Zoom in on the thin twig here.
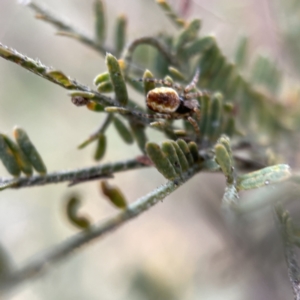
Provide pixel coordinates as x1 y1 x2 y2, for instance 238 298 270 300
0 158 147 191
78 114 114 149
0 163 202 292
0 43 183 139
0 42 114 105
24 1 114 55
122 36 178 73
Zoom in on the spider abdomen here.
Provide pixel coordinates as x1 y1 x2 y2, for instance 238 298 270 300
146 87 180 113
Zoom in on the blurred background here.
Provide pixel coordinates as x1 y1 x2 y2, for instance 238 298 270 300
0 0 298 299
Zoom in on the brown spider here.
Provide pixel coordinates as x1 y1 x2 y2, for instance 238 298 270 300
136 69 206 135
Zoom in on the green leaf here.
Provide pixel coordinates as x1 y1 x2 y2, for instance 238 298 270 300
94 72 110 85
2 135 32 176
113 117 134 144
66 196 91 230
68 91 95 99
207 93 222 141
101 181 127 209
156 0 186 28
13 127 47 175
46 70 74 88
142 69 156 95
176 139 193 167
214 143 233 183
86 101 105 112
0 134 21 177
237 164 291 191
94 0 106 44
174 19 201 53
97 81 113 93
188 142 200 163
94 134 106 161
181 36 215 58
131 122 148 153
169 141 189 172
146 142 177 180
168 66 185 81
105 53 128 106
161 141 181 175
115 15 127 56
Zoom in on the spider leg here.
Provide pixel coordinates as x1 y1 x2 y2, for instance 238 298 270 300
193 107 201 120
187 116 200 136
183 90 209 100
136 78 183 91
184 68 200 94
133 111 176 120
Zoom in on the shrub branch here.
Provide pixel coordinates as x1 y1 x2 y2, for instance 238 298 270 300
24 0 114 55
0 158 147 190
1 163 202 292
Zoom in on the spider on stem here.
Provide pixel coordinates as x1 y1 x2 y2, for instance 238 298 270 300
137 69 207 135
106 69 208 136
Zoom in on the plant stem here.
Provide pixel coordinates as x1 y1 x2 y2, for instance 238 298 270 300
122 36 178 73
25 1 114 55
0 163 202 292
0 43 184 140
0 158 147 191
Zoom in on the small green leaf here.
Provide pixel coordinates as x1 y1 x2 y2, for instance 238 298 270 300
224 117 235 137
86 101 105 112
105 106 129 114
131 122 148 153
146 142 177 180
181 36 215 58
237 164 291 191
66 196 91 230
161 141 181 175
188 142 200 163
217 135 233 167
170 141 189 172
156 0 186 28
105 53 128 106
94 134 106 161
176 139 193 167
68 91 95 99
168 67 185 81
115 14 127 56
215 143 233 182
94 72 110 85
101 180 127 209
223 102 234 113
97 81 114 93
174 19 201 52
207 93 222 140
13 127 47 175
198 45 219 85
3 135 32 176
94 0 106 44
0 134 21 177
199 94 210 137
113 117 133 144
163 75 173 84
143 69 156 95
46 70 74 88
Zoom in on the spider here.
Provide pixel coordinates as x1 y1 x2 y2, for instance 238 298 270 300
136 69 207 135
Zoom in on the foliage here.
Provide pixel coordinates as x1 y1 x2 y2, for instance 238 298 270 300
0 0 300 298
